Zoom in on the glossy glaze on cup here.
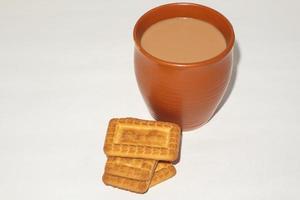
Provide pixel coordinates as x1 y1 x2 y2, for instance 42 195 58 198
133 3 235 131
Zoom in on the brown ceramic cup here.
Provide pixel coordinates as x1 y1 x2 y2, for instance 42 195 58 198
133 3 235 131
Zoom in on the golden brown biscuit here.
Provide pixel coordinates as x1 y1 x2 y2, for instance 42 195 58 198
102 173 150 194
104 157 158 181
102 162 176 193
150 162 176 187
103 118 181 161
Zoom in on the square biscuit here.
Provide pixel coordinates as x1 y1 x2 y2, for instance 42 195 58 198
103 118 181 161
102 161 176 193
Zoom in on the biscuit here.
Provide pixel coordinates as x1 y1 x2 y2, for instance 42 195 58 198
103 118 181 161
102 162 176 193
104 157 158 181
102 173 150 194
150 162 176 187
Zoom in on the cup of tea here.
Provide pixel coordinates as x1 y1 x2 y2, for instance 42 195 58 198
133 3 235 131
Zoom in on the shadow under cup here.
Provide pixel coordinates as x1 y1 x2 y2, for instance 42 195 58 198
133 3 235 131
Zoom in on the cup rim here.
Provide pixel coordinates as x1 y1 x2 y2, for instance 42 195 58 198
133 2 235 68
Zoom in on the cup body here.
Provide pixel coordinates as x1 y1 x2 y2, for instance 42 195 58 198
133 3 235 131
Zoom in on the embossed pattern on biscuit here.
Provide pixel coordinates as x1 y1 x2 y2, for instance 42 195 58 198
102 173 150 194
104 118 181 161
105 157 158 181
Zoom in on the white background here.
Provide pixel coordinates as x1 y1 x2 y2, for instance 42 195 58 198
1 0 300 199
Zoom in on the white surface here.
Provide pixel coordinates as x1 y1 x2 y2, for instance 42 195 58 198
0 0 300 199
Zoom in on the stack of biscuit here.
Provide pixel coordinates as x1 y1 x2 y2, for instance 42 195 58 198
102 118 181 193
